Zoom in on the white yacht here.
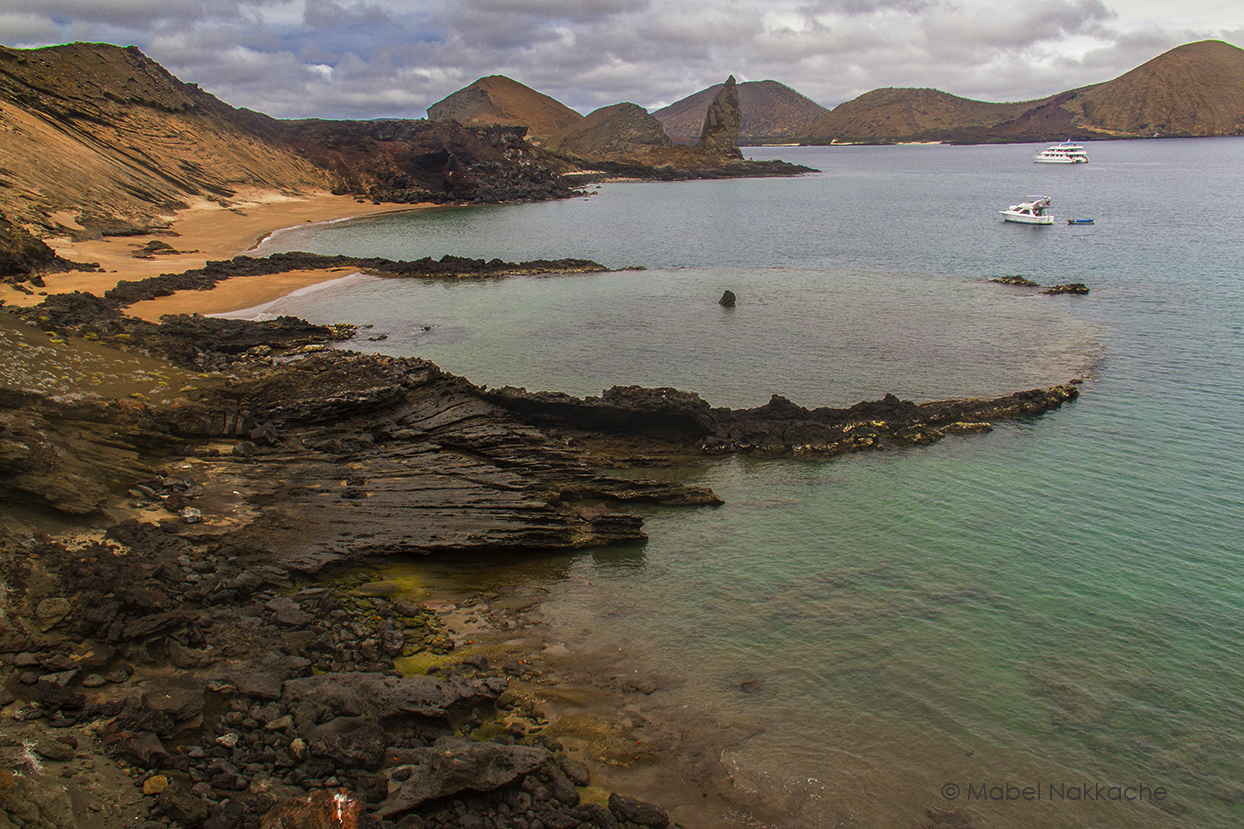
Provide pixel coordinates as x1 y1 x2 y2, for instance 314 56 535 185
1035 141 1089 163
1001 196 1054 225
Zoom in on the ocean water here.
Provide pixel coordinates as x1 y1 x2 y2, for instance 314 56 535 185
249 139 1244 827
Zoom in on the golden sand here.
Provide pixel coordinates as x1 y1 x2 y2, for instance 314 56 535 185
1 190 430 316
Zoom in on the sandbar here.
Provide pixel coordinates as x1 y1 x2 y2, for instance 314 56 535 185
1 189 431 314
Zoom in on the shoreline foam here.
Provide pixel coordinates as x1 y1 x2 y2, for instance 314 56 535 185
206 271 374 320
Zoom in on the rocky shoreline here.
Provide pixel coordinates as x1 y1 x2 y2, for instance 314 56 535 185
0 255 1079 828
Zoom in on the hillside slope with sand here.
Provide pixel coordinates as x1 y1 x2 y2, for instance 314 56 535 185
0 43 577 239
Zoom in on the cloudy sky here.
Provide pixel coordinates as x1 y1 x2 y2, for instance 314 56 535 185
2 0 1241 119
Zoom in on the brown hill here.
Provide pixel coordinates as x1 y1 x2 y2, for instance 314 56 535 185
655 79 829 144
801 39 1244 144
0 44 577 236
427 75 584 141
544 103 672 158
1067 40 1244 136
800 87 1042 144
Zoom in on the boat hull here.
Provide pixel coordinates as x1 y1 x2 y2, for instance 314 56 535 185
1034 141 1089 163
1001 211 1054 225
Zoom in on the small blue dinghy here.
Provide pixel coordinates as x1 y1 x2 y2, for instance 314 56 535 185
1067 218 1095 225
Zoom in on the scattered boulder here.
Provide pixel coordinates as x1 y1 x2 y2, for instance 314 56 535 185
719 289 736 307
102 724 170 767
34 597 72 631
300 716 392 770
219 655 313 701
143 686 205 725
377 739 552 816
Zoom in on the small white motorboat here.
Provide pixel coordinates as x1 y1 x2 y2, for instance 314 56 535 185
1035 141 1089 163
1001 196 1054 225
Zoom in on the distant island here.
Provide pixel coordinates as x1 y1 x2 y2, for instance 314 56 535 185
426 40 1244 146
797 39 1244 145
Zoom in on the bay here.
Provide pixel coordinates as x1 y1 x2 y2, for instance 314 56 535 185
248 138 1244 827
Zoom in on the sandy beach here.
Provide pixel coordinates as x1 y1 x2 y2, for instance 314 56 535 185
1 189 428 316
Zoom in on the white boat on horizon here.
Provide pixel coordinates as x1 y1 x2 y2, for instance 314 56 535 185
1035 141 1089 163
1001 196 1054 225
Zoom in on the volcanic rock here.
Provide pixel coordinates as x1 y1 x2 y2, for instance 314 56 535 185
696 76 744 158
143 686 205 724
991 275 1039 287
0 212 68 277
377 739 552 816
300 716 392 770
281 672 506 721
608 792 671 828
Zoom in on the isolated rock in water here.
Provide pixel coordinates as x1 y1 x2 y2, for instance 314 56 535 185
377 739 551 815
719 290 736 307
1043 282 1089 294
697 76 744 158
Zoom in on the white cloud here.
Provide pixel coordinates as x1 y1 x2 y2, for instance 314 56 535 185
0 12 60 44
0 0 1240 117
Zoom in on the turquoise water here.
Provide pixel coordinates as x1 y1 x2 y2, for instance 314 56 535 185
251 140 1244 827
